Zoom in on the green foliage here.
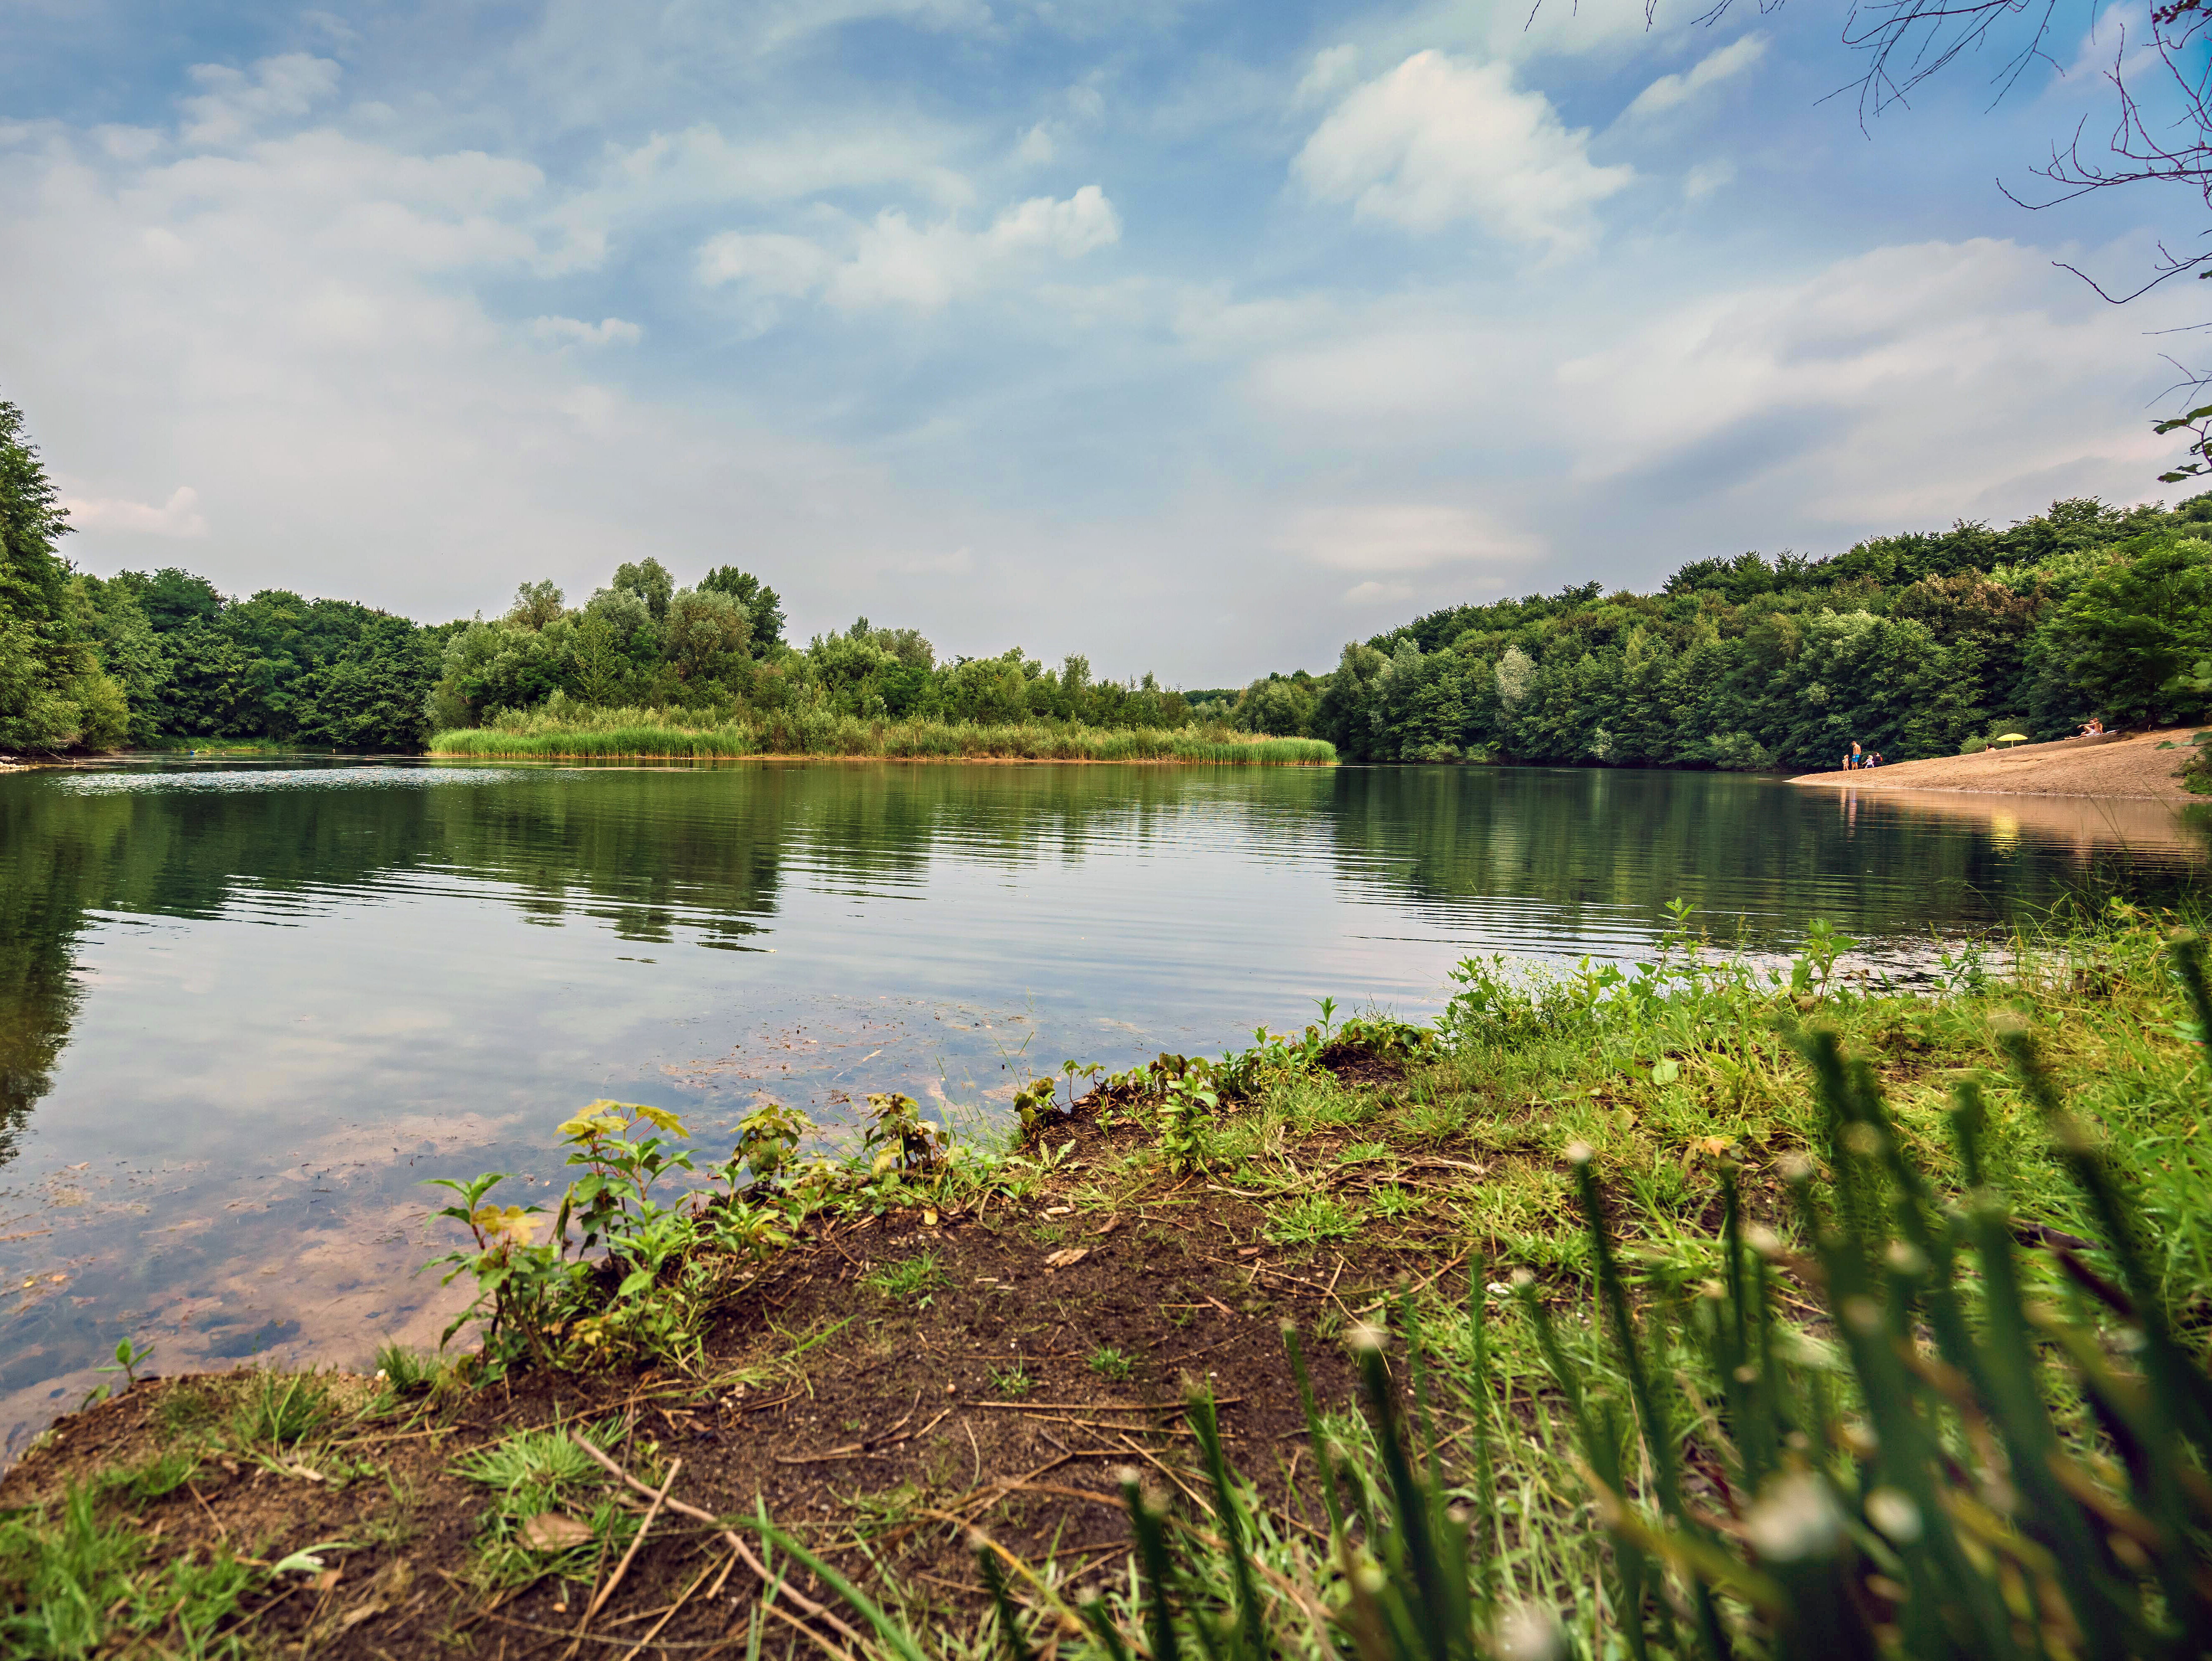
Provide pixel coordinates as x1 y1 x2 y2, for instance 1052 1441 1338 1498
94 1337 152 1390
2044 532 2212 726
699 566 786 650
454 1418 634 1588
862 1251 947 1302
0 404 129 755
432 710 1333 763
1087 1346 1135 1381
227 1370 333 1448
0 1483 256 1660
1264 1194 1359 1244
1323 495 2205 764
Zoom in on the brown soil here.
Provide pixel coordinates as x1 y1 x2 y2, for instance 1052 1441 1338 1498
1789 726 2207 802
0 1100 1420 1660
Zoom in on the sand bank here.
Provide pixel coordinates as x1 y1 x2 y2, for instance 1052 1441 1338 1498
1791 726 2206 803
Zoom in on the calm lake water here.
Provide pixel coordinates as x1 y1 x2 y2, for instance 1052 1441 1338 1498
3 757 2205 1453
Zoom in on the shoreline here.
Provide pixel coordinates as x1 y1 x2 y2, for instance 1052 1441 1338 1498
1789 724 2205 803
424 749 1336 765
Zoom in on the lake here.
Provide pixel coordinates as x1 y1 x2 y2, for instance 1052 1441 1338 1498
3 757 2205 1454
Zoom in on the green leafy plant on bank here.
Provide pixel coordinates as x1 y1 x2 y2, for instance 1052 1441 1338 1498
428 1099 800 1375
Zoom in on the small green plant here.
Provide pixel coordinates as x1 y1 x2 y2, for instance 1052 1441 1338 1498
986 1363 1033 1397
862 1252 947 1304
1087 1345 1134 1382
95 1338 152 1391
373 1342 439 1394
1012 1075 1059 1140
1159 1075 1218 1174
93 1448 201 1508
228 1371 331 1449
454 1419 634 1589
729 1100 808 1186
862 1092 943 1176
1789 915 1856 1000
1264 1194 1358 1244
1368 1183 1423 1220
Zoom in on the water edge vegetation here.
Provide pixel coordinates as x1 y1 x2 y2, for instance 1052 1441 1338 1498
429 707 1334 764
5 901 2210 1658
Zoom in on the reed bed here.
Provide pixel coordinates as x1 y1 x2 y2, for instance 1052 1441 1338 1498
429 707 1334 764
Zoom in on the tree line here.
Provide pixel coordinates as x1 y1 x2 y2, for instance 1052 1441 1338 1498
8 394 2209 764
1216 496 2212 766
0 402 1192 754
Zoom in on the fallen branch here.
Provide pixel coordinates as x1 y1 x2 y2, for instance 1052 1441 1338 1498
568 1435 873 1655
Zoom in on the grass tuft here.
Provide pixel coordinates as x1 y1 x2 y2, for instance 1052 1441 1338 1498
861 1252 948 1302
227 1370 331 1449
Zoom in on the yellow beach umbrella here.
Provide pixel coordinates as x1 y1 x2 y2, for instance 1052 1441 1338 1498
1992 733 2030 745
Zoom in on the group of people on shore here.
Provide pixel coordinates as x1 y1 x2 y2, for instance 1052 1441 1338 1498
1838 717 2108 771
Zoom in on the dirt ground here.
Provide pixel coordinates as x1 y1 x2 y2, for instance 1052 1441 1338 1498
1789 726 2207 802
0 1085 1424 1661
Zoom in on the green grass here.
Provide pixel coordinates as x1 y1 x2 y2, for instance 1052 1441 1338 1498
0 1485 257 1660
1086 1346 1135 1382
452 1418 635 1589
985 1363 1033 1398
152 1382 219 1442
92 1448 201 1508
226 1370 331 1448
429 707 1334 764
1264 1194 1360 1244
861 1252 948 1301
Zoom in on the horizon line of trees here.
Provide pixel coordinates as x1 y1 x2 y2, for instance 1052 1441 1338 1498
10 396 2211 765
0 402 1197 753
1213 496 2212 768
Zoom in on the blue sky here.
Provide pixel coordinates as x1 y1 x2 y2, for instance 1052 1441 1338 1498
0 0 2198 682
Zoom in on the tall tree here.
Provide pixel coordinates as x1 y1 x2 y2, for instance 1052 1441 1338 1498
0 401 126 752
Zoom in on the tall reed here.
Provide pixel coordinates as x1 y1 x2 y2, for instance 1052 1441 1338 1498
430 709 1334 764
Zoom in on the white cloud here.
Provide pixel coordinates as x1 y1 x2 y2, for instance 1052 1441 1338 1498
698 186 1122 313
1295 45 1361 106
1342 579 1415 605
180 54 341 147
600 123 976 212
2054 3 2164 94
58 485 208 537
1284 502 1544 572
1294 51 1632 253
1551 236 2190 519
1015 123 1056 165
1619 35 1768 123
530 315 643 347
1684 159 1736 201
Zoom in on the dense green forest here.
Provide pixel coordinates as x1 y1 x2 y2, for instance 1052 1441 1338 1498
1220 496 2212 765
6 393 2210 764
0 403 1195 754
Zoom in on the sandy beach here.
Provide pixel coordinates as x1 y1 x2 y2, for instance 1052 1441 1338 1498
1790 726 2207 803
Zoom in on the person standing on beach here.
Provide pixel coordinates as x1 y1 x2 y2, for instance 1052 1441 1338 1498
1847 741 1862 770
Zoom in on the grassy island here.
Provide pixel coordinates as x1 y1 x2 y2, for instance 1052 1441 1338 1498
430 708 1335 764
6 907 2211 1660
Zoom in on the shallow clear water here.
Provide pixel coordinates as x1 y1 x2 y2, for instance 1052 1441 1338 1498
2 757 2204 1453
